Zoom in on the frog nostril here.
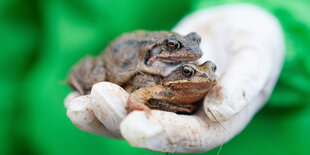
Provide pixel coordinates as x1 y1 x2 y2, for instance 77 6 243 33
212 64 217 72
197 38 201 44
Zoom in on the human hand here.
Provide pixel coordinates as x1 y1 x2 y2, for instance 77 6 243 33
65 4 284 153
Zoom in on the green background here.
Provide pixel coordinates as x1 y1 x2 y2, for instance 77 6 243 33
1 0 310 154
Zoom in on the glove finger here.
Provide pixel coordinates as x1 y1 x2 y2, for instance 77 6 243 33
66 95 118 138
64 92 80 109
90 82 128 137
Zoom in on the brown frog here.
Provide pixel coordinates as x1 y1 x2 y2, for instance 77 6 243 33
126 61 217 114
68 30 203 94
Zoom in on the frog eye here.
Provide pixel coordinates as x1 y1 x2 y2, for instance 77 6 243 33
167 39 180 50
182 66 194 76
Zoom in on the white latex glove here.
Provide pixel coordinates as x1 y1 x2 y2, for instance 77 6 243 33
65 4 284 153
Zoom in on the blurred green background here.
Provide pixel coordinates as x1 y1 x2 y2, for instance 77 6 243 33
1 0 310 154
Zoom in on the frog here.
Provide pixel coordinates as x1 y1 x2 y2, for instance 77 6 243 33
68 30 203 95
126 60 217 114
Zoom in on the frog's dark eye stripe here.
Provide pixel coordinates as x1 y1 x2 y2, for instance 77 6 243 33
144 49 151 65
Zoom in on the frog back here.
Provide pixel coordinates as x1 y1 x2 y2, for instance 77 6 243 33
102 31 172 85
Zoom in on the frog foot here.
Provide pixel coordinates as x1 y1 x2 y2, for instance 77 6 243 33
127 98 152 115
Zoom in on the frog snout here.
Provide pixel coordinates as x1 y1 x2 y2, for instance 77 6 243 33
185 32 201 43
186 47 202 59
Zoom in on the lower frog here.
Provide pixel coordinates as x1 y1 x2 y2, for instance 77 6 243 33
126 61 217 114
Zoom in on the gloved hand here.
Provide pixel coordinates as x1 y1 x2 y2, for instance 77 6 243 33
64 4 284 153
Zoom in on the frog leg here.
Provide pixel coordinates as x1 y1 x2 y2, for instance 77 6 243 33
69 56 97 94
86 59 106 85
68 74 84 95
147 100 197 114
127 85 166 114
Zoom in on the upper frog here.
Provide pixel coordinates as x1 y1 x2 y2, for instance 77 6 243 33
69 30 203 94
103 30 203 86
126 61 217 114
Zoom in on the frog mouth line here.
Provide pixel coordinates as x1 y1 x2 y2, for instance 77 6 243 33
159 57 196 63
159 59 184 65
164 80 215 89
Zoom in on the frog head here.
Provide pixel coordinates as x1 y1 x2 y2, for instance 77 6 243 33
162 61 216 89
145 32 203 65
